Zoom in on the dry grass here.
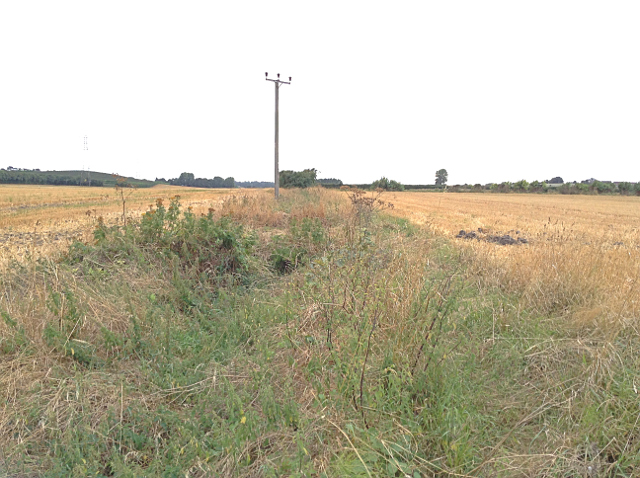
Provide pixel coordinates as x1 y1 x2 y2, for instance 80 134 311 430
390 192 640 326
385 191 640 453
218 187 349 228
0 186 351 476
0 256 163 470
3 186 640 475
389 191 640 242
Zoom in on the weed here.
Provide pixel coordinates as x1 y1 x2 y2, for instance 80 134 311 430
271 217 327 273
0 309 30 354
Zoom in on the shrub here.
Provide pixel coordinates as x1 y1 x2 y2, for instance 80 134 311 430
370 177 404 191
618 182 633 195
591 180 615 194
72 196 257 282
513 179 529 192
280 169 317 188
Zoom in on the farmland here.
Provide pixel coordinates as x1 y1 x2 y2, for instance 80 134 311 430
390 191 640 243
0 184 236 264
390 192 640 333
2 186 640 476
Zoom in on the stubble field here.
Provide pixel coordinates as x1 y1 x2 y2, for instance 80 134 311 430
391 191 640 246
388 191 640 328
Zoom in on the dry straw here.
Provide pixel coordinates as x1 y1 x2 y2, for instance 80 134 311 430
391 192 640 329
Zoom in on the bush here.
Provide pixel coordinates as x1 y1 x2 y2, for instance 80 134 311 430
280 169 318 188
513 179 529 192
618 182 633 195
591 181 615 194
72 196 257 283
491 182 512 193
370 177 405 191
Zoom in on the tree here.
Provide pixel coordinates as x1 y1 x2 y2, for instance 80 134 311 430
496 182 512 193
592 181 614 194
212 176 225 188
617 182 632 195
167 172 233 189
435 169 448 186
529 180 548 193
175 172 195 186
513 179 529 192
371 177 404 191
279 169 317 188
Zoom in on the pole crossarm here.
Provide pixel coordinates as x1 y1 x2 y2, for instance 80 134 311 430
265 78 291 85
265 72 292 199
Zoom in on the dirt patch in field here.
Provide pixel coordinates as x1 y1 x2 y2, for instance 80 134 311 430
0 218 103 265
456 228 530 245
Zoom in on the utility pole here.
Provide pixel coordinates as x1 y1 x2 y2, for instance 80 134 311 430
83 135 91 186
265 72 291 199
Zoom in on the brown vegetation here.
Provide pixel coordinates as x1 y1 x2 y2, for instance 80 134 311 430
391 190 640 371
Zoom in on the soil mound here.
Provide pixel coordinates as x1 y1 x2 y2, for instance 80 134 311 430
455 229 529 246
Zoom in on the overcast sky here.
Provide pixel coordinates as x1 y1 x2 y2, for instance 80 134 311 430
1 1 639 185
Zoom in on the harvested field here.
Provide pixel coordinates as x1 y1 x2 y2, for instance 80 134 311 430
390 191 640 246
390 191 640 333
0 184 238 264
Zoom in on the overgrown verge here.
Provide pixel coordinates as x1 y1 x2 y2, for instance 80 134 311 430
1 188 639 477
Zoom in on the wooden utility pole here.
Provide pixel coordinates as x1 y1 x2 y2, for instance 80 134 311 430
265 73 291 199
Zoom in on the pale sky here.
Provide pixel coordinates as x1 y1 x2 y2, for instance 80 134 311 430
1 1 639 185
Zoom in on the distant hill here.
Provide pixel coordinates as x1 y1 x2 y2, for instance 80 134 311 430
0 169 157 188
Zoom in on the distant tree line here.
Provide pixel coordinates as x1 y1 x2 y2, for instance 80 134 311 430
160 173 236 188
443 178 640 196
317 178 343 186
279 170 348 188
0 169 104 187
9 164 633 197
236 181 274 188
280 169 408 191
